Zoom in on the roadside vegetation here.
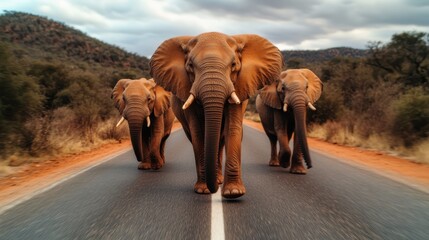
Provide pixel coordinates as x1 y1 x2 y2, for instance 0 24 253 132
0 11 148 170
0 11 427 171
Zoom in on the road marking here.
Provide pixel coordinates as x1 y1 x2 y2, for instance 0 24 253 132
0 148 130 216
211 190 225 240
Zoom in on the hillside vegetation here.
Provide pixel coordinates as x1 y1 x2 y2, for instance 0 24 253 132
0 11 150 167
282 47 367 64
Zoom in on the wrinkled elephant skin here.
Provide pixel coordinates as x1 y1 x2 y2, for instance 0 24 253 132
150 32 283 198
256 69 323 174
111 78 175 170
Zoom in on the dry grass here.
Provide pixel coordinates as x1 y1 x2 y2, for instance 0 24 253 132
408 140 429 164
244 111 261 122
0 161 12 177
1 111 130 167
308 122 429 164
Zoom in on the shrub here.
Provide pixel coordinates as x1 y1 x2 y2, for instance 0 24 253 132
391 87 429 147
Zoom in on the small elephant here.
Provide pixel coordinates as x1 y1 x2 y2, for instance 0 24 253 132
111 78 175 170
256 69 323 174
150 32 282 198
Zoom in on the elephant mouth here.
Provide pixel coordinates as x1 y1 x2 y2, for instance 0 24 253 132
116 116 151 128
182 92 240 110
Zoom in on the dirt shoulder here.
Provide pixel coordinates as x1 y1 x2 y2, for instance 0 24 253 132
244 119 429 193
1 120 428 211
0 122 181 211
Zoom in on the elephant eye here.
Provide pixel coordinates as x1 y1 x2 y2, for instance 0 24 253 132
148 96 153 102
122 95 127 102
231 62 236 69
187 61 194 72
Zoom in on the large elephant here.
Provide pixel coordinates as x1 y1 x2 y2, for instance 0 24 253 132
256 69 323 174
112 78 175 170
150 32 282 198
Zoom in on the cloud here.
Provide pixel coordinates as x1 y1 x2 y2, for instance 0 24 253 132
1 0 429 56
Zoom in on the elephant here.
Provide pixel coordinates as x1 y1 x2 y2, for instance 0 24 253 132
256 69 323 174
150 32 283 198
111 78 175 170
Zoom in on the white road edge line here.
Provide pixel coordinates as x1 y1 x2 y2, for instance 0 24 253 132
0 148 131 216
211 190 225 240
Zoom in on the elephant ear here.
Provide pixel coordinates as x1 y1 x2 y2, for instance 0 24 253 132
300 69 323 104
153 85 172 117
232 34 283 101
259 81 282 109
150 36 194 102
111 79 131 115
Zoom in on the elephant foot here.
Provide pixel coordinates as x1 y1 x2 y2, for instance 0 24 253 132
137 162 151 170
194 181 210 194
290 164 307 174
269 159 280 167
151 157 164 170
280 159 291 168
217 173 224 184
222 181 246 199
151 162 163 170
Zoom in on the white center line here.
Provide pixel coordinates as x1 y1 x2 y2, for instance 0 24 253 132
211 190 225 240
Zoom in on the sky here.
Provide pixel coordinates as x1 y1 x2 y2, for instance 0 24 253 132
1 0 429 57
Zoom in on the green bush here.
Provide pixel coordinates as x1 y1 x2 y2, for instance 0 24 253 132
308 82 343 124
391 88 429 146
0 42 42 155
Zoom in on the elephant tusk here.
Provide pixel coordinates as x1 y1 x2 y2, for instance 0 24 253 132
283 103 288 112
182 94 195 110
230 92 240 104
146 116 151 127
116 116 125 127
308 102 316 111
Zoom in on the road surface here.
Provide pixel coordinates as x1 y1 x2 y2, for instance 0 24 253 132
1 126 428 239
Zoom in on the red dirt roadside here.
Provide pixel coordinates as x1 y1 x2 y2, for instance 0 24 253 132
0 120 428 210
244 119 429 192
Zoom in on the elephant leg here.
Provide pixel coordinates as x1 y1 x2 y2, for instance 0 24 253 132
290 134 307 174
217 137 225 184
274 111 291 168
222 103 246 198
160 111 174 165
268 134 279 166
182 107 209 194
149 117 166 170
277 135 291 169
191 128 208 193
138 133 151 170
160 134 169 165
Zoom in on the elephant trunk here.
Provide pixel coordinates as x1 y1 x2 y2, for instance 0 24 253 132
129 119 144 162
290 95 312 168
198 77 230 193
126 98 150 162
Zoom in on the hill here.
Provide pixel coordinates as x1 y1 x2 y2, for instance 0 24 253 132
282 47 368 63
0 11 152 161
0 11 149 76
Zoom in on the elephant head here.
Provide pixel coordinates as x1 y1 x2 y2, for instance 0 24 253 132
111 78 171 163
259 69 323 168
150 32 282 192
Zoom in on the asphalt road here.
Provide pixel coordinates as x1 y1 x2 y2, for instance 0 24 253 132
1 126 428 240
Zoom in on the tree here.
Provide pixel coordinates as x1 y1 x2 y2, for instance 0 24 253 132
366 31 429 89
0 42 42 154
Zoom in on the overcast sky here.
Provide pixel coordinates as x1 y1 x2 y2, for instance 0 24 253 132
1 0 428 57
